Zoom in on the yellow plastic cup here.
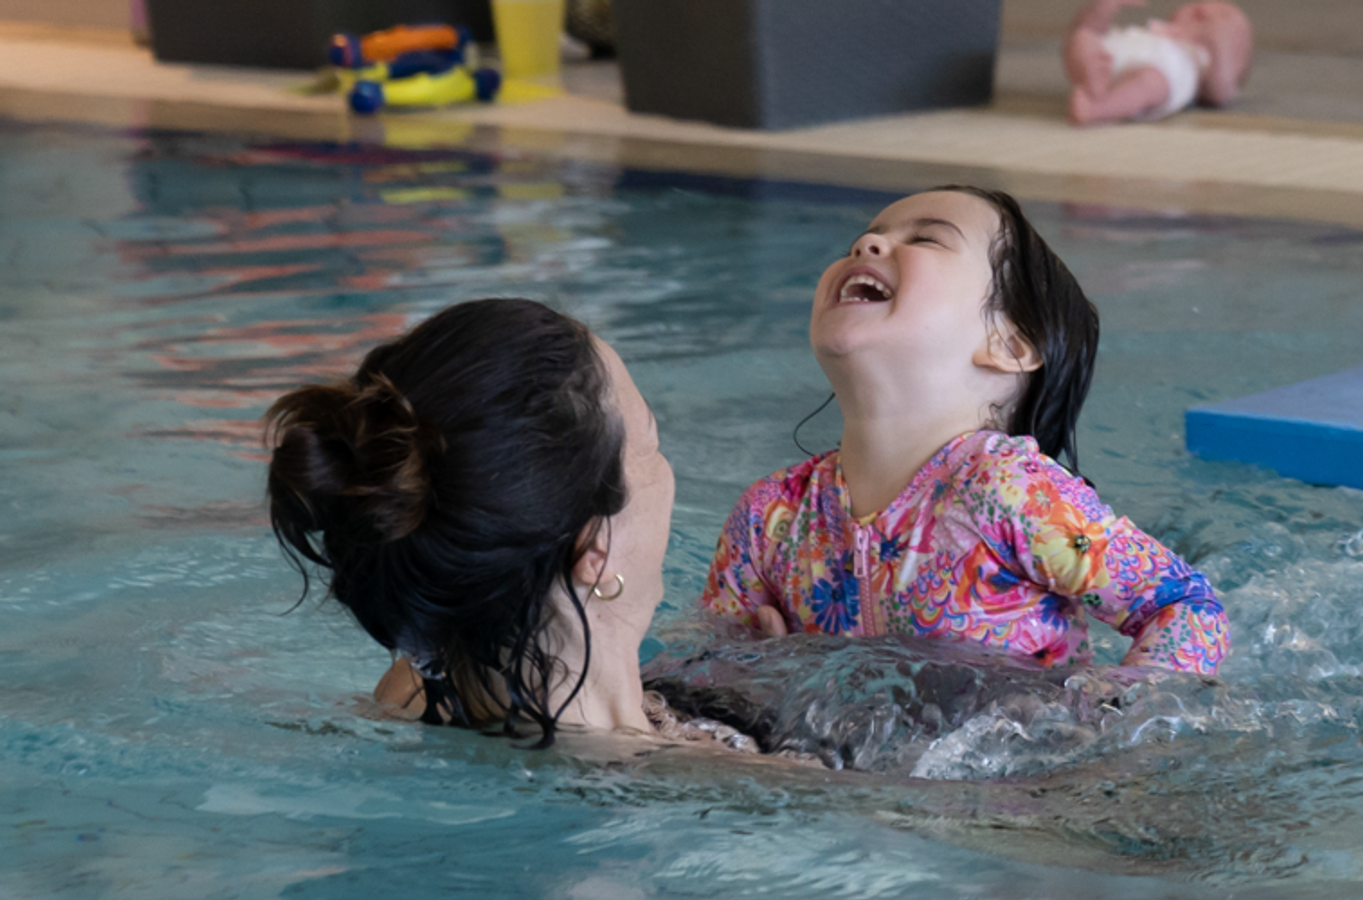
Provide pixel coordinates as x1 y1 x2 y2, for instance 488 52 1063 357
491 0 565 80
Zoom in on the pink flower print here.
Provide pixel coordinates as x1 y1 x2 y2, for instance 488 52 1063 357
1022 478 1060 521
954 543 1025 615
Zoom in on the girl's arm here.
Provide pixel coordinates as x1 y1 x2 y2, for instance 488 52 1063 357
1116 567 1227 671
1075 524 1228 673
700 481 785 631
983 445 1230 674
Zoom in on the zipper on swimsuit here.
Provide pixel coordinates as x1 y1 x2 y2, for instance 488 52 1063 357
853 524 874 634
854 526 870 580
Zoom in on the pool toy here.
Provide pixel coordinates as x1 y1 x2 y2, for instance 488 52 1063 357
1186 365 1363 489
350 66 502 114
325 23 499 114
328 23 470 69
334 47 468 94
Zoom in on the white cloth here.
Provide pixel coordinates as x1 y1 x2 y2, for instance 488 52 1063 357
1101 24 1206 119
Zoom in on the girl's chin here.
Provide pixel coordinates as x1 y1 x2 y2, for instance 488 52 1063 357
811 324 884 360
810 336 856 361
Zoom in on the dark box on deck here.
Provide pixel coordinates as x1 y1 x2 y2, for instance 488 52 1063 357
612 0 1002 129
146 0 495 70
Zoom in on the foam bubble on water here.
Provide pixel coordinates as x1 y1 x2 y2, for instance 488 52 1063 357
905 671 1234 781
1339 527 1363 559
1221 553 1363 681
646 520 1363 785
650 608 1363 782
910 696 1106 780
648 635 1140 779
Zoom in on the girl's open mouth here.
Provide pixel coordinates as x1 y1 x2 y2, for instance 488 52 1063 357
838 273 893 303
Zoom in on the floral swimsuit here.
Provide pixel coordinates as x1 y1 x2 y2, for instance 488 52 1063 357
702 430 1229 674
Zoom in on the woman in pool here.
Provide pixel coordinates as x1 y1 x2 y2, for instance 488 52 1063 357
265 298 690 746
703 186 1229 674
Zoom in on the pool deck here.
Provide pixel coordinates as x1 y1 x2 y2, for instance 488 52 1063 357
2 16 1363 226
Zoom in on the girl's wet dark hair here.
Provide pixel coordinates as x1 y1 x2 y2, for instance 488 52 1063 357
939 185 1100 475
264 298 626 745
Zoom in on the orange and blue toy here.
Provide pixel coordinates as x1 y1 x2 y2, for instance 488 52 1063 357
328 23 469 69
327 23 500 114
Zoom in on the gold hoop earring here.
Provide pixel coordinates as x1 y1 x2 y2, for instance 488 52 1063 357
591 573 625 601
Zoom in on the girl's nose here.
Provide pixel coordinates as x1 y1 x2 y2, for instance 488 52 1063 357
851 232 889 258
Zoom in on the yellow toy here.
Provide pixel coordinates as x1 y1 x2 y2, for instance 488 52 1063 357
350 66 501 114
323 24 501 115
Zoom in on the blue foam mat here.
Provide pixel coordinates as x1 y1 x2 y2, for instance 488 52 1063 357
1186 365 1363 489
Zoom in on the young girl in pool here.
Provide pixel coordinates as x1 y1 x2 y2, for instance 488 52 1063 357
702 186 1229 674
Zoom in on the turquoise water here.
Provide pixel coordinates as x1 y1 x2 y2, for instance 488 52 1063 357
2 118 1363 898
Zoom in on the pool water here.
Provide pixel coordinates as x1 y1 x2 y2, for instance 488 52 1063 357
2 118 1363 899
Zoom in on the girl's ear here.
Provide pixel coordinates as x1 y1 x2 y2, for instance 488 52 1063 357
570 519 610 592
974 325 1043 374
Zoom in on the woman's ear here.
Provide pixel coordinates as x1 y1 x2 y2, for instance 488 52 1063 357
570 519 610 592
974 325 1042 374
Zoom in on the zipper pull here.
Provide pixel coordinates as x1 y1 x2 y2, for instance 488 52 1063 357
854 526 870 580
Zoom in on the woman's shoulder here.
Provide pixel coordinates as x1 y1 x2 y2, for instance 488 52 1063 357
372 655 429 720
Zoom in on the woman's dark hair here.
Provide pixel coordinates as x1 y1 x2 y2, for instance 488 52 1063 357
264 298 626 746
939 185 1100 475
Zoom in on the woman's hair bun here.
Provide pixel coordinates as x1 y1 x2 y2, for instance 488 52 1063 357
265 299 631 743
265 372 441 544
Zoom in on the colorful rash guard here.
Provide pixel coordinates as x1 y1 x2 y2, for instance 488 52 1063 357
702 430 1229 674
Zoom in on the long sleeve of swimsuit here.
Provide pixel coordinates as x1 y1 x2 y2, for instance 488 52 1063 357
701 430 1230 674
955 435 1229 673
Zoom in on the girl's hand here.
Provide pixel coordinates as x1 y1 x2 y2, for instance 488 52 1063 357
756 606 789 638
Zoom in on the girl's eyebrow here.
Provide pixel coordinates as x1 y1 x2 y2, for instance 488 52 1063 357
865 217 967 240
911 217 966 238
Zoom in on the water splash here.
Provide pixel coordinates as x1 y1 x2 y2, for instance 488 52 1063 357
647 547 1363 783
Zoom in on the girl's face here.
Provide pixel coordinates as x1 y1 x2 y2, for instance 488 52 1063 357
810 191 1001 378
